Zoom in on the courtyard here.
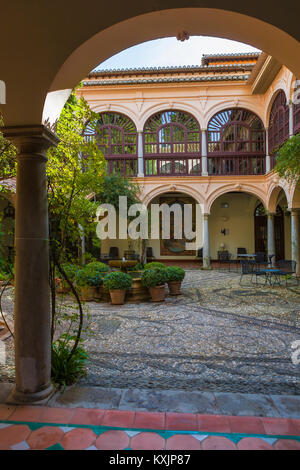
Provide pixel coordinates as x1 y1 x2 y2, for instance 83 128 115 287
1 269 299 396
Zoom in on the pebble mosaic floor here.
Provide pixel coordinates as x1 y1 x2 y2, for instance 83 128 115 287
0 406 300 450
1 270 300 394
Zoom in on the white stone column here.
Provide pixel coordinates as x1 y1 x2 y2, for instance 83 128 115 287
267 212 276 265
201 129 208 176
291 209 300 276
203 213 210 268
137 131 144 177
3 125 59 404
289 100 294 137
265 128 271 173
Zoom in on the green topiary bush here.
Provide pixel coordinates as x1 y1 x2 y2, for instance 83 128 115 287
165 266 185 282
144 262 166 270
85 261 109 273
75 267 103 287
103 271 132 291
60 263 78 281
141 268 168 288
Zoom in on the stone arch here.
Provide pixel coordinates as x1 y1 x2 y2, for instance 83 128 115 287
267 184 290 212
140 103 203 131
207 183 267 213
89 104 139 131
204 101 266 129
265 88 289 130
140 183 204 208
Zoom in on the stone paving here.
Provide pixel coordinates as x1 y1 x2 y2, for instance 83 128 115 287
0 405 300 450
1 269 300 395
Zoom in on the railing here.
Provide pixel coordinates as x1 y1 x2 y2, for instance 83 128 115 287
207 155 265 176
105 155 267 177
144 157 202 177
106 157 138 176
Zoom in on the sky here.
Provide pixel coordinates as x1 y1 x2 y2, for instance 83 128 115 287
95 36 261 71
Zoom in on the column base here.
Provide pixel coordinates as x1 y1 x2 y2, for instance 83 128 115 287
201 172 208 177
137 173 145 178
6 383 55 405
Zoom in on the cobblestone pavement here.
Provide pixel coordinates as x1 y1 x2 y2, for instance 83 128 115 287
1 270 300 395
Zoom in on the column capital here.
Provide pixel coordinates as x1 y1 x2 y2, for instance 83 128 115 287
290 208 300 214
201 128 207 133
2 124 59 161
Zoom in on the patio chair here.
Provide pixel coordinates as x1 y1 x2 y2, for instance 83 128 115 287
237 247 247 259
217 250 231 270
197 248 203 259
239 260 262 284
108 246 119 260
254 252 268 267
276 260 298 286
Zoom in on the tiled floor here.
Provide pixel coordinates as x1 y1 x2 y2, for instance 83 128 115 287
0 405 300 450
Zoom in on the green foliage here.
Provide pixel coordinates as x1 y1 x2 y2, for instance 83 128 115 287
165 266 185 282
75 267 103 287
51 339 88 387
103 271 132 291
141 268 168 288
86 261 109 273
144 262 166 270
0 115 17 191
97 174 140 208
60 263 78 281
275 133 300 182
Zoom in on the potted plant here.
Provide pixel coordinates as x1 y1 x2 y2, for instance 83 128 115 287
141 268 167 302
75 267 103 301
165 266 185 295
103 271 132 305
144 262 166 270
86 261 109 273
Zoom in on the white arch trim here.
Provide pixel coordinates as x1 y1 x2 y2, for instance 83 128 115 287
204 100 266 129
140 183 205 207
207 183 267 213
89 104 139 130
139 102 204 131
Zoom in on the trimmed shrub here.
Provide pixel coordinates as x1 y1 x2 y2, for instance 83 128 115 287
144 262 166 270
86 261 109 273
141 268 168 288
165 266 185 282
103 271 132 291
60 263 78 281
75 268 103 287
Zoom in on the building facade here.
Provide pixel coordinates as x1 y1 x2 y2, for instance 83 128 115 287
77 53 300 270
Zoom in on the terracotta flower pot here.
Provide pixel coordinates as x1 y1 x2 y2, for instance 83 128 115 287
167 281 182 295
149 284 166 302
57 279 70 294
109 289 126 305
80 286 96 301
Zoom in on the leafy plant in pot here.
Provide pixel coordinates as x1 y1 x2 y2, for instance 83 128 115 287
57 263 78 293
75 267 103 301
165 266 185 295
103 271 132 305
141 268 167 302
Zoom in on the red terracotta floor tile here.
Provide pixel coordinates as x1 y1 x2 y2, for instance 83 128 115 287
96 430 129 450
60 428 97 450
274 439 300 450
133 412 165 430
261 417 299 436
38 407 75 424
237 437 274 450
10 406 44 422
69 408 105 426
201 436 237 450
130 432 165 450
27 426 64 450
197 414 231 433
291 419 300 434
166 413 198 431
0 424 30 448
101 410 135 428
229 416 265 434
0 404 15 420
166 435 200 450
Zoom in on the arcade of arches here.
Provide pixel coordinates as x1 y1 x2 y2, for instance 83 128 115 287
1 4 300 404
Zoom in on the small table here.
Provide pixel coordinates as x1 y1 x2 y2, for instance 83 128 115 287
237 254 256 259
260 268 282 286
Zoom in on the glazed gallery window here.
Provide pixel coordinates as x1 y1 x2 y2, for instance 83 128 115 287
207 108 265 155
144 110 200 155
